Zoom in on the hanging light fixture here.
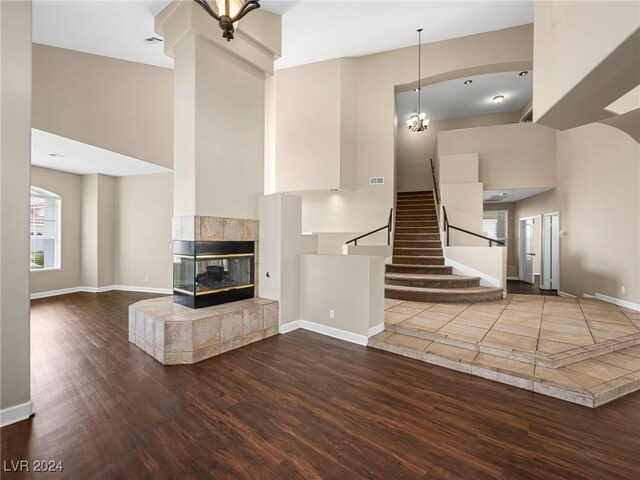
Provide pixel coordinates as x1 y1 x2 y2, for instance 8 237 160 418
193 0 261 42
407 28 429 132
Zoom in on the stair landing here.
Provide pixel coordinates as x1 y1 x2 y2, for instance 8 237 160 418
370 295 640 407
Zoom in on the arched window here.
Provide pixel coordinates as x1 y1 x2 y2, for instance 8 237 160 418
30 186 61 271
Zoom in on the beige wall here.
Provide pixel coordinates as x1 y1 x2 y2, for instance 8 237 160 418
445 246 507 289
396 111 520 192
80 175 98 287
160 2 279 220
274 57 358 192
438 123 557 190
533 1 640 130
300 254 384 336
97 175 116 287
81 174 116 288
30 167 82 293
484 202 517 277
273 25 533 235
259 194 318 325
115 173 173 290
0 0 32 414
513 123 639 302
32 44 173 169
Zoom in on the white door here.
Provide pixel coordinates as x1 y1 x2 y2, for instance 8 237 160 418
542 213 560 290
521 218 535 284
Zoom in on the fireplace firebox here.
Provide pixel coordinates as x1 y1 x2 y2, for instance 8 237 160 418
173 240 255 308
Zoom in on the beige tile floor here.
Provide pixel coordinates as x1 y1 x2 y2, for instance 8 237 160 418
374 295 640 406
384 295 640 360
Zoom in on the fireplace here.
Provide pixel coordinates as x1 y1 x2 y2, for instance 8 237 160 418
173 240 255 308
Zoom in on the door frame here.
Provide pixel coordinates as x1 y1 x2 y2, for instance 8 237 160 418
519 216 537 283
541 211 561 291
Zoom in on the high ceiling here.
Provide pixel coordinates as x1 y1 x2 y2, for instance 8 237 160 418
33 1 533 70
396 70 533 123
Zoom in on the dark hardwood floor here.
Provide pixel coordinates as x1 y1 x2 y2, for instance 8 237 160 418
2 291 639 479
507 279 559 296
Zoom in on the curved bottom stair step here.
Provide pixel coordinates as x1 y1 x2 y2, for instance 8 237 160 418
385 273 481 289
385 284 504 303
386 264 453 275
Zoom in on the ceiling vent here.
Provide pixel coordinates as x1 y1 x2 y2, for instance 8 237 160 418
369 177 385 185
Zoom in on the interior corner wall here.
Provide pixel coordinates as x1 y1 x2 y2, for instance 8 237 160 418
513 123 639 302
81 175 98 288
32 44 173 169
483 202 517 277
97 174 115 287
115 173 173 290
1 0 32 412
396 111 521 192
30 166 82 293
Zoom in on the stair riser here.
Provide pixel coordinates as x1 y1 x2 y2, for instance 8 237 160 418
386 265 453 274
394 234 441 241
385 288 504 303
395 213 437 218
392 256 445 265
394 241 442 248
395 228 440 234
396 202 435 208
395 221 439 227
393 248 443 256
385 276 480 289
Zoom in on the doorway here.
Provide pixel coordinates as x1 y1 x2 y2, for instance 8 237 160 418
519 217 536 284
541 212 560 291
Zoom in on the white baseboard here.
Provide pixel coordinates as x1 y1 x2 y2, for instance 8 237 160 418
280 319 369 346
31 285 172 299
1 400 33 428
279 320 301 334
595 293 640 312
558 291 576 298
113 285 173 295
368 323 385 337
582 293 595 299
444 257 501 288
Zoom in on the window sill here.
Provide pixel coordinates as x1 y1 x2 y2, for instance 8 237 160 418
30 267 61 273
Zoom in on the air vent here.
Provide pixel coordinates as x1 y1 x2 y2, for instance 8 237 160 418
369 177 385 185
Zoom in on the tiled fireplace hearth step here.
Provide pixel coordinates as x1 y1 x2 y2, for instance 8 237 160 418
129 296 278 365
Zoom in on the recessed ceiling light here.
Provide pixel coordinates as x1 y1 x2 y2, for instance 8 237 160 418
464 80 472 85
145 36 163 44
518 71 528 76
492 95 505 104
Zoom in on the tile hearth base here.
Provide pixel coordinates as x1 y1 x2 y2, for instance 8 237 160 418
129 296 279 365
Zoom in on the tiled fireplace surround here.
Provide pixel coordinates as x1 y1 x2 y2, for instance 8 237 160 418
128 215 279 365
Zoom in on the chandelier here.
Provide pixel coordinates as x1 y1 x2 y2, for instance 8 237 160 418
407 28 429 132
194 0 261 41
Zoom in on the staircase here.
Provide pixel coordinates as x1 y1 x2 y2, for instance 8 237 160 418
386 191 504 303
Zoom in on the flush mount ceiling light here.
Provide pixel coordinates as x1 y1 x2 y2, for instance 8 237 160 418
492 95 505 104
407 29 429 132
519 71 529 76
193 0 261 42
464 79 473 85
